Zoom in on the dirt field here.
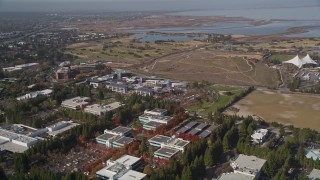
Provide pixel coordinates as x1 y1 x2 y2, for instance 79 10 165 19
66 38 205 65
142 49 280 87
225 89 320 131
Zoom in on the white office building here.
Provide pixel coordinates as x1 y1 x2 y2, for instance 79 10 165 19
61 96 90 110
251 128 269 144
84 102 122 116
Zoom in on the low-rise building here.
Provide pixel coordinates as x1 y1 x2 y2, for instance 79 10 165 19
16 89 53 101
251 128 269 144
84 102 122 116
106 83 128 94
308 169 320 179
135 88 154 96
46 121 79 137
61 96 90 110
96 155 146 180
144 108 168 116
148 135 171 147
142 121 163 131
96 126 134 148
139 114 172 125
149 135 190 159
306 149 320 160
0 128 39 153
230 154 266 179
176 121 216 138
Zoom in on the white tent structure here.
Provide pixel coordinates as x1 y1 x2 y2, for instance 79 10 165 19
283 55 303 68
283 54 317 68
301 54 317 65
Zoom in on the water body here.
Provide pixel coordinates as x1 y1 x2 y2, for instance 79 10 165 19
131 33 203 42
132 21 320 36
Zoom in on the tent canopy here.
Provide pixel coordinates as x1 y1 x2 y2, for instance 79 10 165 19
282 54 317 68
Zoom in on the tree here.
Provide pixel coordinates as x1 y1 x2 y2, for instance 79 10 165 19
143 165 153 175
14 154 29 174
204 147 213 167
98 88 104 100
181 165 193 180
279 126 285 137
0 166 6 180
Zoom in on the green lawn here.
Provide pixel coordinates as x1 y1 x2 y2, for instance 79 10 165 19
74 58 88 64
187 85 246 114
267 54 295 62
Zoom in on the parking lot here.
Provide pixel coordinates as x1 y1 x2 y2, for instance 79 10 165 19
43 143 107 173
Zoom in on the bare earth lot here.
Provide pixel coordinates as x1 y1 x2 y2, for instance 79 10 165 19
143 49 280 87
225 89 320 131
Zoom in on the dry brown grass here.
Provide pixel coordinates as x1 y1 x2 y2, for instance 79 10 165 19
226 89 320 131
143 49 280 87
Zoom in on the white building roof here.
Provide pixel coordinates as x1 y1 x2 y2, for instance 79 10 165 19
118 170 146 180
231 154 266 177
218 172 254 180
84 102 122 115
61 96 90 108
309 169 320 179
115 155 141 167
306 149 320 160
251 128 268 140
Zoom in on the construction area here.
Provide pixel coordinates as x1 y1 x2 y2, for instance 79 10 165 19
225 88 320 131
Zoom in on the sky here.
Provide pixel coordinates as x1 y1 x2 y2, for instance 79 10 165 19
0 0 319 13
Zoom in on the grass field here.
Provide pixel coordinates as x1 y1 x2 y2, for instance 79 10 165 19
187 85 246 114
144 49 280 87
225 89 320 131
65 38 205 64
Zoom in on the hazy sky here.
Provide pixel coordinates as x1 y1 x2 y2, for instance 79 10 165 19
0 0 319 13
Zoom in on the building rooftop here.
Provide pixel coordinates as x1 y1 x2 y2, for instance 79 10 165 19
96 132 117 141
195 123 209 131
116 155 141 167
149 135 171 144
85 102 122 114
143 121 163 129
251 129 268 140
139 114 172 123
231 154 266 176
47 123 79 137
217 172 254 180
61 96 90 107
136 88 154 93
118 170 147 180
155 147 180 158
184 121 199 129
144 108 167 115
107 83 128 89
112 126 132 135
188 128 201 135
166 138 190 148
176 127 190 134
0 129 18 140
14 135 38 144
114 136 134 145
306 149 320 160
0 142 29 153
308 169 320 179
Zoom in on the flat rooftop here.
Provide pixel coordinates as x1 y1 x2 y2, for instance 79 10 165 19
96 132 117 141
184 121 199 129
143 121 163 128
145 108 167 114
61 96 90 107
118 170 146 180
139 114 172 122
167 138 189 148
309 169 320 179
0 129 18 140
232 154 266 174
116 155 141 167
155 147 180 158
114 136 133 145
0 142 29 153
148 135 171 144
47 123 79 136
112 126 132 135
85 102 122 113
14 135 38 144
218 172 254 180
